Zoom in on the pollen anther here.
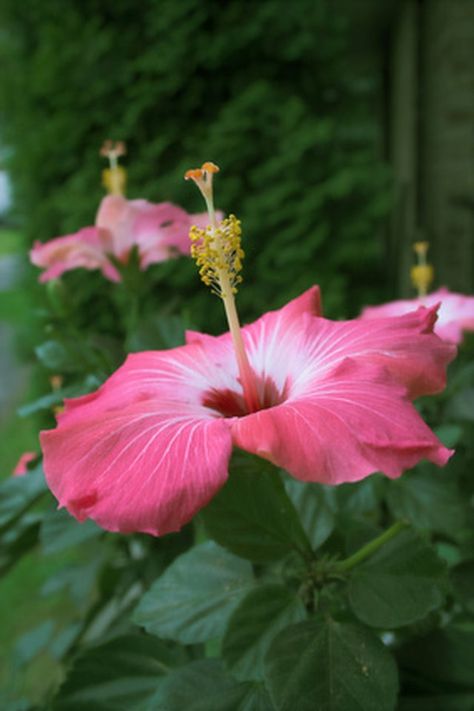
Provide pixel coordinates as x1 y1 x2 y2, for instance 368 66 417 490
190 215 244 297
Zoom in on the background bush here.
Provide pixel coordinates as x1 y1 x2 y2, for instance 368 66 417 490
0 0 390 327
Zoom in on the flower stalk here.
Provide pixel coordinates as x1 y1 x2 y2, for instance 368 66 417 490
185 162 260 412
333 520 408 573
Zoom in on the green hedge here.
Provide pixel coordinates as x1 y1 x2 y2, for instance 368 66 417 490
0 0 391 325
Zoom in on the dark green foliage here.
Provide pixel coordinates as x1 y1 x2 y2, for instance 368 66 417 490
0 3 473 709
0 0 390 329
264 617 399 711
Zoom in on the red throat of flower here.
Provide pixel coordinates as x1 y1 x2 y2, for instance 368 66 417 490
185 162 260 412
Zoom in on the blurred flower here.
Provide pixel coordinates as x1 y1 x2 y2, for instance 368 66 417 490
40 287 455 536
13 452 37 476
30 197 213 282
361 241 474 344
360 288 474 345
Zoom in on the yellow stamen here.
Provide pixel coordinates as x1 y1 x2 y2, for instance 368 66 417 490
100 140 127 196
185 162 260 413
190 216 244 297
411 241 434 297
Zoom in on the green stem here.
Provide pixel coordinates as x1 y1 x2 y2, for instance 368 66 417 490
334 521 408 573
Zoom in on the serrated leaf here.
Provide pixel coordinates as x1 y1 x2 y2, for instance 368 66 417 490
264 617 398 711
202 456 312 563
133 541 254 644
349 530 446 628
386 470 467 538
223 584 306 681
149 659 274 711
284 479 336 550
40 507 102 554
51 633 186 711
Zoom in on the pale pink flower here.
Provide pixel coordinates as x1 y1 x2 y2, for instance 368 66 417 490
360 288 474 345
30 227 121 283
13 452 37 476
40 287 455 536
31 196 211 282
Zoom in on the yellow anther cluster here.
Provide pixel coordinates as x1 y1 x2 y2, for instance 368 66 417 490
190 215 244 297
411 264 434 295
102 166 127 195
411 240 434 296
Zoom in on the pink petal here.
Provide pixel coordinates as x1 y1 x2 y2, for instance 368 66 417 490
290 307 455 398
13 452 37 477
231 359 452 484
361 288 474 345
41 350 233 535
30 227 120 282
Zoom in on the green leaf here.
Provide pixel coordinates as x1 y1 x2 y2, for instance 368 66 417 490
40 508 102 554
284 479 336 550
451 560 474 612
446 387 474 422
336 475 385 516
223 584 306 680
398 626 474 687
264 617 398 711
386 470 467 539
398 693 474 711
0 464 46 531
35 340 70 370
13 620 55 666
148 659 274 711
51 633 186 711
18 375 101 417
349 530 446 628
133 541 254 644
202 455 312 562
0 515 41 576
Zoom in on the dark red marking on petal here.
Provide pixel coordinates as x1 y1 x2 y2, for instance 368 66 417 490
203 375 291 418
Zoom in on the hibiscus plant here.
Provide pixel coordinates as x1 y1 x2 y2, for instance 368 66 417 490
1 159 473 711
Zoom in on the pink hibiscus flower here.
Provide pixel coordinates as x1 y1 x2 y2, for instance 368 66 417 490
31 141 212 282
360 288 474 345
30 198 208 283
13 452 37 476
40 288 455 536
40 162 456 536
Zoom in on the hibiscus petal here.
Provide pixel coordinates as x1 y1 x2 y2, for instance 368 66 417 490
231 359 452 485
360 288 474 345
41 351 233 535
30 227 119 282
292 306 455 398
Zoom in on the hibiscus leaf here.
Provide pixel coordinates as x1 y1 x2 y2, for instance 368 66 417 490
386 470 467 539
0 464 47 532
133 541 254 644
397 692 474 711
264 616 398 711
202 456 313 562
397 626 474 688
222 584 306 681
284 479 336 550
40 507 102 554
451 560 474 613
348 530 447 628
50 633 186 711
146 659 274 711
